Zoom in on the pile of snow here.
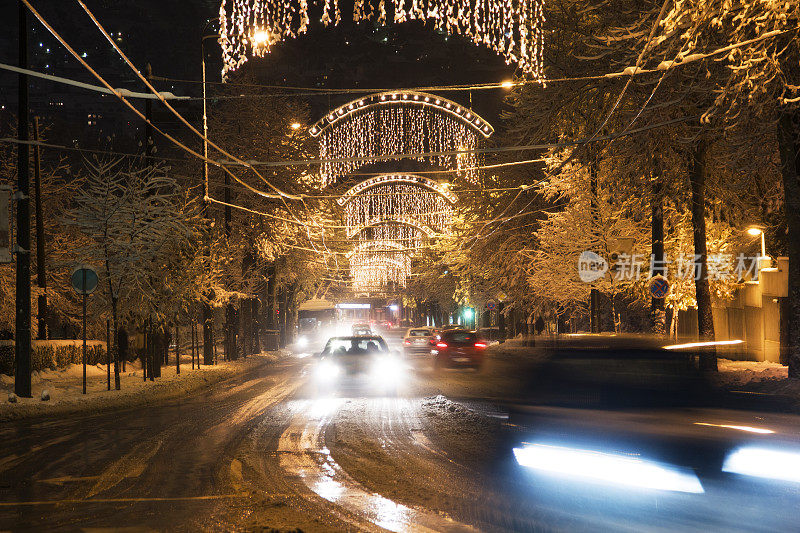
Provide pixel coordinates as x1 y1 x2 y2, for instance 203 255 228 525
0 351 282 421
717 358 788 385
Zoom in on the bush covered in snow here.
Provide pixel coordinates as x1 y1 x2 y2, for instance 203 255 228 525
0 340 107 375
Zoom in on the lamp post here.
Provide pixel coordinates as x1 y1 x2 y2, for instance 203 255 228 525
200 23 218 366
747 227 767 260
200 32 217 208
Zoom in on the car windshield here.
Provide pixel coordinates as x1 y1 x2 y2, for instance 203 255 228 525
323 337 388 355
443 331 476 343
409 329 430 337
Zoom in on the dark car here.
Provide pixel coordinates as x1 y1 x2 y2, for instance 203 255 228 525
504 339 800 530
431 329 486 370
313 335 405 394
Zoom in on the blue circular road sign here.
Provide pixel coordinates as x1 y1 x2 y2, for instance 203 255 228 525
649 275 670 299
71 265 99 295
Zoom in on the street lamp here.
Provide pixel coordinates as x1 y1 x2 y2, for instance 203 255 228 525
201 31 218 207
747 226 767 261
252 30 271 47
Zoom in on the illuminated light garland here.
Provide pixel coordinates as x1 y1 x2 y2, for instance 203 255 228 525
344 183 453 236
349 242 413 292
310 91 493 138
317 104 483 185
337 173 457 206
218 0 546 80
346 213 439 238
349 222 427 291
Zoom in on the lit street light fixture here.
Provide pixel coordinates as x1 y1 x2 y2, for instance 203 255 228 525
747 226 767 261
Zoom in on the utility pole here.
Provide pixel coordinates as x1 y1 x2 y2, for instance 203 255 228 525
15 1 32 398
201 32 215 366
33 117 47 340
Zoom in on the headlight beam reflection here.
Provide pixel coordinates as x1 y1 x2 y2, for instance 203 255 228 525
513 443 704 494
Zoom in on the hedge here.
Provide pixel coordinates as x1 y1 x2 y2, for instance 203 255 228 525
0 340 108 376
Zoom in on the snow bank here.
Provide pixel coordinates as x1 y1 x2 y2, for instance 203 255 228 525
0 351 285 421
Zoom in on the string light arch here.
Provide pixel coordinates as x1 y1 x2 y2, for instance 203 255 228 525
337 174 457 206
310 91 494 138
314 91 493 185
218 0 546 80
347 216 437 239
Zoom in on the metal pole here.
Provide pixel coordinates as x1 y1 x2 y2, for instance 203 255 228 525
106 319 110 390
761 232 766 260
33 116 47 340
82 269 87 395
15 0 32 398
201 39 209 206
175 324 180 375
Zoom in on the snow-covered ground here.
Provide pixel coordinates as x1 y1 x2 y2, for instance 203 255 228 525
1 351 285 421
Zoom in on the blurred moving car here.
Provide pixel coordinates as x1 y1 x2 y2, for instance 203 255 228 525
351 322 373 336
313 335 405 395
431 329 486 370
505 339 800 529
402 327 436 356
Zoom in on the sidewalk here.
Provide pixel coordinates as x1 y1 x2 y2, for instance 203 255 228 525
0 351 286 422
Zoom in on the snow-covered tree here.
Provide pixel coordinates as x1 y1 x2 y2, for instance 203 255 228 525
64 156 198 388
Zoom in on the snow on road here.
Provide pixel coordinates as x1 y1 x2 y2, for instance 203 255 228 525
0 351 285 421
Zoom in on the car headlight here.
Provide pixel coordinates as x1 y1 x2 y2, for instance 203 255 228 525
513 443 704 494
723 446 800 484
371 356 405 384
315 360 341 382
297 335 309 347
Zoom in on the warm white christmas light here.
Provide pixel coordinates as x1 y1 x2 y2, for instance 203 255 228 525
314 91 492 185
337 174 458 205
219 0 546 80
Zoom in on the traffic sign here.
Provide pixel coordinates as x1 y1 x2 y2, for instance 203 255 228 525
649 275 670 299
487 300 497 311
71 265 98 295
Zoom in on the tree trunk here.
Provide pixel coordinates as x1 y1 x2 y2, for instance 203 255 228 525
689 139 717 371
111 297 120 390
225 303 238 361
202 301 214 365
651 159 666 335
175 324 180 375
778 110 800 377
589 160 601 333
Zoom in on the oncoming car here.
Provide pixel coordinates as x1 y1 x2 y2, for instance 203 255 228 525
313 336 406 395
351 322 373 336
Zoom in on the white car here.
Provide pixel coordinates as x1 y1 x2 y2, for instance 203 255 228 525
402 327 436 356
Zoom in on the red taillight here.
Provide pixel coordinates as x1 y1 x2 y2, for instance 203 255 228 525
474 342 487 349
436 342 448 349
403 339 411 345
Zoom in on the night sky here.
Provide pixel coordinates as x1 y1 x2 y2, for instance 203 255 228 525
1 1 513 152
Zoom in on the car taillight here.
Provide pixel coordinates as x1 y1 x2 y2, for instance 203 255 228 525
436 342 448 349
403 339 411 345
475 342 487 349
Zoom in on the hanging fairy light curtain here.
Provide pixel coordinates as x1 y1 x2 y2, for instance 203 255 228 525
349 244 412 292
348 223 424 291
219 0 546 80
344 183 453 237
311 92 493 186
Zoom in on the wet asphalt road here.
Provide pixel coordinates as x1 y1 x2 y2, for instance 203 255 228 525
4 333 800 532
